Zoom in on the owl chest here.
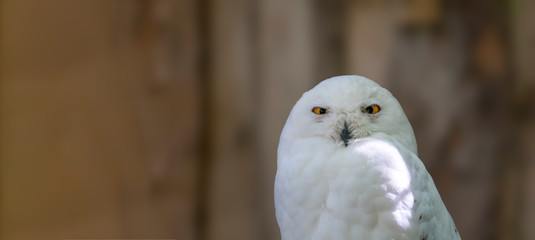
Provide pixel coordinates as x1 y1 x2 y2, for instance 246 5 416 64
276 144 419 239
282 150 390 216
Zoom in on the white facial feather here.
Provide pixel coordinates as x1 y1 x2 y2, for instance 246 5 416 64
275 75 460 240
279 75 417 159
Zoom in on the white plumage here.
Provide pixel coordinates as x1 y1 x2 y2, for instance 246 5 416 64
275 76 460 240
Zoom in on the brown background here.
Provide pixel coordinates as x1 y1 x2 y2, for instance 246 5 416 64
1 0 534 239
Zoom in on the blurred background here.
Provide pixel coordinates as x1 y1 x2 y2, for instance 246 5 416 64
1 0 534 239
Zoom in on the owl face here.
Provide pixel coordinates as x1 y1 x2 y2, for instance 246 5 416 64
280 76 416 152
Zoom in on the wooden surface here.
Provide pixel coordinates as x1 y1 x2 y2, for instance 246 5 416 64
1 0 534 239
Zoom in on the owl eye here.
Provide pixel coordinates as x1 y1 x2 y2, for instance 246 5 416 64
312 107 328 115
363 104 381 114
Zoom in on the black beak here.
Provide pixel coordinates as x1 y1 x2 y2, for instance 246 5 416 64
340 121 352 147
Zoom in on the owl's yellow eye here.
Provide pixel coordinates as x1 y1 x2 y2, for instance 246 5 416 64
363 104 381 114
312 107 328 115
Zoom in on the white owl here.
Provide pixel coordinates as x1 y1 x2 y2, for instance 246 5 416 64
275 75 460 240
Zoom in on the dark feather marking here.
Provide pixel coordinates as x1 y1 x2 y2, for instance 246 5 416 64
340 121 352 147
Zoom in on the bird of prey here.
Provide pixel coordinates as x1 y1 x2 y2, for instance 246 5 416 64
275 75 460 240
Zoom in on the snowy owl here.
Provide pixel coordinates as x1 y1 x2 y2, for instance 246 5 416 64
275 75 460 240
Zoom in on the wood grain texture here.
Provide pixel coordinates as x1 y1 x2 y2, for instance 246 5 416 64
1 0 200 239
204 0 257 239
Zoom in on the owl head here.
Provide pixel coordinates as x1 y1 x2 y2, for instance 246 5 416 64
279 75 417 155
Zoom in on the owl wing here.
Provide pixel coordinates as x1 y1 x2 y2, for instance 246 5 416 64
403 148 461 240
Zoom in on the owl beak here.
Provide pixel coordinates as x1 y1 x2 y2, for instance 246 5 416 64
340 121 352 147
